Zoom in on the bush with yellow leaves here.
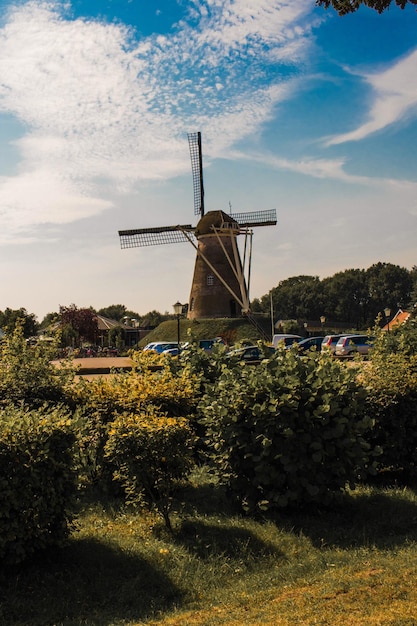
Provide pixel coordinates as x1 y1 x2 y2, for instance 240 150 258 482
104 409 196 531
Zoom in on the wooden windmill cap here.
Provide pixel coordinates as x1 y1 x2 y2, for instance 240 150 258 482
195 210 239 236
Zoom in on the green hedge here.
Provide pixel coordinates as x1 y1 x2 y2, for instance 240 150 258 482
362 329 417 478
0 406 77 565
199 347 377 512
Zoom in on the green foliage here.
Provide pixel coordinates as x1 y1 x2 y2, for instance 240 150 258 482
39 311 60 330
104 411 196 530
199 348 376 512
267 276 323 322
97 304 128 322
0 307 38 338
0 405 77 565
255 262 415 330
73 361 198 486
362 322 417 476
316 0 417 14
0 324 75 409
108 325 125 350
321 268 369 328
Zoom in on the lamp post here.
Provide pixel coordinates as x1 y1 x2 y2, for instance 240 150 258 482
384 307 391 332
173 301 183 347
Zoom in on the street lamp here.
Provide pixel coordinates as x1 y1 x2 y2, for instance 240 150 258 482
173 301 183 347
384 307 391 332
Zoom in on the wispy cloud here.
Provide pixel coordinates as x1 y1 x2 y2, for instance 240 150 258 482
326 48 417 145
0 0 314 240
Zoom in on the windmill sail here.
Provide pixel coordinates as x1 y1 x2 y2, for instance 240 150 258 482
231 209 276 228
119 225 195 248
188 132 204 217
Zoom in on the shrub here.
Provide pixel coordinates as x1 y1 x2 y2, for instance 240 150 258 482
0 405 77 565
104 411 196 531
0 324 75 409
199 347 376 512
362 324 417 478
73 364 198 488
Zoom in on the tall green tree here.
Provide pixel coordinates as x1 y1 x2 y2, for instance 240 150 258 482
97 304 127 322
0 308 38 338
321 269 369 329
316 0 417 15
265 276 323 322
366 262 413 324
408 266 417 310
39 311 60 330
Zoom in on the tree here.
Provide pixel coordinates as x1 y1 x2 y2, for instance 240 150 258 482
316 0 417 15
321 269 369 329
0 308 38 338
138 310 171 327
408 266 417 310
59 304 99 346
39 311 60 330
97 304 127 322
366 262 413 324
251 262 414 329
265 276 323 321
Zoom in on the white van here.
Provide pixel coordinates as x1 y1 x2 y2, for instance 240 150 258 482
272 334 302 348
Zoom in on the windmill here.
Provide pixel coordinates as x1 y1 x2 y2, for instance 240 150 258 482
118 132 277 322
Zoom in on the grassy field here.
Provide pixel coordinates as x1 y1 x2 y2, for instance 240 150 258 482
1 468 417 626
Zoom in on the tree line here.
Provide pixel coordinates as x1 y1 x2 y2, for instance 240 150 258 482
251 262 417 330
0 262 415 339
0 304 173 340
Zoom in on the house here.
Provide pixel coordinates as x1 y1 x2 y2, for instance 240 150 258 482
382 309 411 331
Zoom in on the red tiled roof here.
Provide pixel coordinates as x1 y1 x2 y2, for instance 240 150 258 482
382 309 410 331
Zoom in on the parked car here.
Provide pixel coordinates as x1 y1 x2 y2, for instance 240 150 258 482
162 337 226 357
321 334 346 354
334 335 375 358
143 341 179 354
226 345 275 364
161 346 181 356
181 337 225 352
272 334 302 348
293 336 325 352
142 342 161 351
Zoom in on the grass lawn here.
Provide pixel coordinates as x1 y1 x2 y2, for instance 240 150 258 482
1 470 417 625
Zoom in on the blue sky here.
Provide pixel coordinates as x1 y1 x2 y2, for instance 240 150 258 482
0 0 416 321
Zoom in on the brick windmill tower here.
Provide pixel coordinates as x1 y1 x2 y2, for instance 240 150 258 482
118 132 277 320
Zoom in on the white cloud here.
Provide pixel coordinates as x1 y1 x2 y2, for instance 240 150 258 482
0 0 315 241
326 48 417 145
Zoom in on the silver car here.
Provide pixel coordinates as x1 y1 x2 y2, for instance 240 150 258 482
321 334 346 354
334 335 375 358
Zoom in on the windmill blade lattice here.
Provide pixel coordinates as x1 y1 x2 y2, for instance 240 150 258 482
188 132 205 217
119 225 195 248
231 209 277 228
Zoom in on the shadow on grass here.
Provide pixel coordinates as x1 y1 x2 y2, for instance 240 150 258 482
0 537 182 626
174 518 285 563
273 486 417 551
176 475 417 552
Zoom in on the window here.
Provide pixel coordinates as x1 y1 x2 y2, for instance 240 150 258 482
207 274 214 286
